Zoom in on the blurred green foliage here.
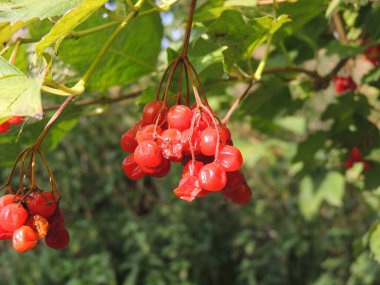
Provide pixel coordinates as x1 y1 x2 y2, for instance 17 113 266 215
1 0 380 284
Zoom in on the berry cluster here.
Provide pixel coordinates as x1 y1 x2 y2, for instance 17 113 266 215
345 147 372 172
0 116 24 134
333 76 357 94
0 190 69 252
364 43 380 66
121 100 251 204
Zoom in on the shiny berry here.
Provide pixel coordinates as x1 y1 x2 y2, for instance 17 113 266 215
136 125 162 144
0 203 28 232
12 225 38 252
174 175 202 202
143 101 167 124
0 194 16 210
28 192 57 218
0 224 13 240
181 128 201 155
218 146 243 172
167 105 193 131
198 163 227 191
182 160 204 178
121 128 138 153
134 140 162 168
122 155 146 180
160 129 182 162
200 127 228 156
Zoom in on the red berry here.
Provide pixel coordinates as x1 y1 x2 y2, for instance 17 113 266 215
136 125 162 144
174 175 202 202
181 128 201 155
143 101 167 124
198 163 227 191
333 76 356 94
345 159 354 170
0 194 16 210
167 105 193 131
200 127 227 156
134 140 162 168
12 225 38 252
122 155 146 180
152 159 171 178
0 224 13 240
0 203 28 232
160 129 183 162
223 171 245 192
8 116 24 125
121 128 138 153
350 147 363 162
192 107 214 131
0 121 11 134
27 192 57 218
218 146 243 172
47 209 65 229
45 226 70 250
223 183 251 205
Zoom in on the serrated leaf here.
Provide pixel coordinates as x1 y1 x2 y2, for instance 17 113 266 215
58 11 163 89
35 0 108 56
0 56 42 119
208 11 290 70
0 0 82 24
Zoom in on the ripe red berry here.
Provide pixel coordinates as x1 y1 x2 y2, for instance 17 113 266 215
218 146 243 172
181 128 201 155
192 107 214 130
143 101 167 124
122 155 146 180
0 194 16 210
0 203 28 232
333 76 357 94
8 116 24 125
45 226 70 250
47 209 65 229
134 140 162 168
223 171 245 192
152 159 171 178
198 163 227 191
200 127 227 156
12 225 38 252
167 105 193 131
160 129 183 161
136 125 162 144
28 192 57 218
0 224 13 240
223 183 251 204
0 121 11 134
350 147 363 161
121 128 138 153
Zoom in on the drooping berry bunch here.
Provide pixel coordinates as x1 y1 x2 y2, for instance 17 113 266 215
0 189 69 252
0 116 24 134
345 147 372 172
333 76 357 94
121 56 251 204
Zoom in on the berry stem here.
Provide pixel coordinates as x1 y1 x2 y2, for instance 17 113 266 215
180 0 197 58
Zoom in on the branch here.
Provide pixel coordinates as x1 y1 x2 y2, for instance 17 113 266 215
221 81 255 124
43 90 142 112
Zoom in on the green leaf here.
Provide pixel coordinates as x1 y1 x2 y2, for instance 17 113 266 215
58 11 163 89
35 0 108 56
318 172 345 207
299 175 323 220
0 0 82 24
326 41 364 58
208 10 290 70
0 57 42 119
369 221 380 264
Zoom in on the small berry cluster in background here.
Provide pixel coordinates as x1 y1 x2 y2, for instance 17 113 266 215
0 190 69 252
364 43 380 66
333 76 357 94
0 116 24 134
345 147 372 172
